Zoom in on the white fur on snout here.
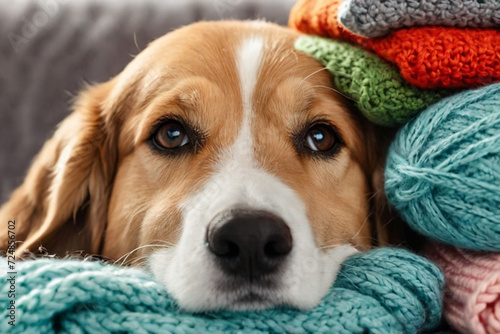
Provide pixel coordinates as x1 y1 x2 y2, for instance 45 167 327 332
149 164 359 310
148 34 358 311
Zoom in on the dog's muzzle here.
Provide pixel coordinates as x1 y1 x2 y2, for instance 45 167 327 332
206 209 293 281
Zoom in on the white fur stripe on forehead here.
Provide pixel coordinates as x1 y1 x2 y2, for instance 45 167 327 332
237 35 264 111
236 36 264 111
232 36 264 164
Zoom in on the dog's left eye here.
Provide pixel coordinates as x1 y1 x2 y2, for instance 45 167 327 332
304 124 337 152
153 121 190 150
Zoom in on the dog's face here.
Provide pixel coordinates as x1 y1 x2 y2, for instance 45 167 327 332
1 21 394 311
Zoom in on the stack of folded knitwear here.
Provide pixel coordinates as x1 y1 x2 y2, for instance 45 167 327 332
289 1 500 333
289 0 500 126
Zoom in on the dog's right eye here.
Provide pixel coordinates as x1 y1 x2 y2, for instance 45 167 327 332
152 121 190 150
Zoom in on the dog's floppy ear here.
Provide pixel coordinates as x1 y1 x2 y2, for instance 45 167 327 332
360 120 409 247
0 81 117 256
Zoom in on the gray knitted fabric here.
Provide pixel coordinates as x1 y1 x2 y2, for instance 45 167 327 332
338 0 500 37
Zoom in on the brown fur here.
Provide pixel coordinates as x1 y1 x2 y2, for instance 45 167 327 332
0 21 399 261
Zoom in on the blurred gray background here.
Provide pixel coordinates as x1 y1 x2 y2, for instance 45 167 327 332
0 0 297 203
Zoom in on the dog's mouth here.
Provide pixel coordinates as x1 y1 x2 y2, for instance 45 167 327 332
225 289 277 310
213 275 281 309
232 293 273 310
237 292 265 303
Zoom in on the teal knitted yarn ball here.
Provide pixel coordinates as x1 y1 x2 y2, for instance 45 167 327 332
0 248 443 334
385 83 500 251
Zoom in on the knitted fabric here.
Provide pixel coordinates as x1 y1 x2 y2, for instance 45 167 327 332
289 0 364 44
338 0 500 38
289 0 500 89
0 248 444 334
366 27 500 89
295 35 447 126
385 82 500 251
426 242 500 334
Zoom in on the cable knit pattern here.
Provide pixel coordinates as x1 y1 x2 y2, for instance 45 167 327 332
338 0 500 38
295 35 448 126
0 248 444 333
289 0 500 88
426 242 500 334
385 82 500 251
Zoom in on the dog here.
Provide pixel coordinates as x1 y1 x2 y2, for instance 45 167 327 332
0 21 400 311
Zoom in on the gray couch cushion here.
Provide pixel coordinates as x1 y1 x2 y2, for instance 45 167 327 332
0 0 296 202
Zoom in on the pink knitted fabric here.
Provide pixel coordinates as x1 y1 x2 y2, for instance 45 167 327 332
426 242 500 334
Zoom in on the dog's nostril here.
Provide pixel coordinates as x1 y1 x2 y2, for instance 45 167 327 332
264 239 292 257
212 240 239 257
207 210 293 280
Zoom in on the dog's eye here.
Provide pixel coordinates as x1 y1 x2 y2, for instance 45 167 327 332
153 121 190 149
304 124 337 152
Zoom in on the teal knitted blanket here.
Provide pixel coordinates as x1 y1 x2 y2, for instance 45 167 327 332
0 248 443 333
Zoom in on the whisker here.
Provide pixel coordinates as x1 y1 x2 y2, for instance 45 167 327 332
319 234 379 250
310 85 356 102
351 214 370 241
366 188 384 203
121 255 151 267
146 239 176 247
318 216 370 249
114 243 169 266
133 32 141 52
298 67 329 87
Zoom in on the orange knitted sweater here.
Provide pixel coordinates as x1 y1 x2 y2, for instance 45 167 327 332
289 0 500 89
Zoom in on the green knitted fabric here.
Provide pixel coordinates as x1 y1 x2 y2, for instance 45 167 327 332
0 248 443 333
295 36 449 126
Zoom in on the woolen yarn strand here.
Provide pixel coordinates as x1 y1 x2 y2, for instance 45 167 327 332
0 248 443 333
385 83 500 251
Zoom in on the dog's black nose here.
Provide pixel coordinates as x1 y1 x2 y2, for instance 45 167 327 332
207 210 293 280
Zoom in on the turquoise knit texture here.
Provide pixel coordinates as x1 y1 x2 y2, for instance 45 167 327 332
385 83 500 251
294 35 449 127
1 248 443 333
